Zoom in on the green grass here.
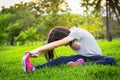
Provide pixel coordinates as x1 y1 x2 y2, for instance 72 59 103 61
0 39 120 80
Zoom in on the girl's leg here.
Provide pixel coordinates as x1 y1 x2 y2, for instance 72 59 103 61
88 55 116 65
35 55 87 69
35 55 116 69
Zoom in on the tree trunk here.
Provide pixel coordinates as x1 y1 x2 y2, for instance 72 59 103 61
10 35 15 45
106 0 112 41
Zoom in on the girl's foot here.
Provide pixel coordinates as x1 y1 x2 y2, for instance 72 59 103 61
21 53 35 72
67 58 84 66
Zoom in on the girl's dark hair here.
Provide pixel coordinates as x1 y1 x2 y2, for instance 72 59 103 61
45 26 70 61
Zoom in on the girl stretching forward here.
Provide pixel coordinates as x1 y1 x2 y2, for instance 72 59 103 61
22 26 116 72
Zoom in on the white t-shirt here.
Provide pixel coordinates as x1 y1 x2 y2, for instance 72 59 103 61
68 27 102 57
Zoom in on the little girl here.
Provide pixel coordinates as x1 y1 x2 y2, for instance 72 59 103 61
22 26 116 72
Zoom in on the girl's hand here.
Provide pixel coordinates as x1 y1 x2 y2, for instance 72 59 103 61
25 50 40 58
30 53 39 58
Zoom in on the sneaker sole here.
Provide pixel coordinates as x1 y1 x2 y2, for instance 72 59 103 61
21 54 29 72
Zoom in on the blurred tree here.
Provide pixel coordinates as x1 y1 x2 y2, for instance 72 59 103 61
2 8 36 45
30 0 69 14
6 23 20 45
1 0 118 45
0 13 13 45
15 27 37 45
0 0 70 45
81 0 120 41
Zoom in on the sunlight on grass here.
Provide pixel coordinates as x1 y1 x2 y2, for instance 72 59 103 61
0 39 120 80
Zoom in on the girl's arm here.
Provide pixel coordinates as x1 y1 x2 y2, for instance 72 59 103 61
29 36 74 57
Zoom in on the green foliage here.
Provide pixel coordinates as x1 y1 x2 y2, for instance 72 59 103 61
0 13 11 27
15 27 37 45
0 7 37 45
0 0 120 45
0 13 13 44
0 39 120 80
0 0 68 45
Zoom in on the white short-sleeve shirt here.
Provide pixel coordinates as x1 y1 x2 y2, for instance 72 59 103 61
68 27 102 57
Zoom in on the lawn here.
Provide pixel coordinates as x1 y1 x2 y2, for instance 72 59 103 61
0 39 120 80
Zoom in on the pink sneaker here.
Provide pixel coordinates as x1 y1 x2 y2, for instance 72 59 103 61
67 58 84 66
21 53 35 72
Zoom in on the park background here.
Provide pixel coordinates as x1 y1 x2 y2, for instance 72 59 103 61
0 0 120 80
